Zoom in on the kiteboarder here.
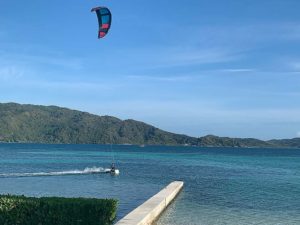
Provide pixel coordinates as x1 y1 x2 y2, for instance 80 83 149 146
111 163 115 173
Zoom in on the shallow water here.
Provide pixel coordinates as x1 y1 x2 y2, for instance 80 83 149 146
0 144 299 224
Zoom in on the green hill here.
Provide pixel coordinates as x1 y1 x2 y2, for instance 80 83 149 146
0 103 195 145
0 102 299 148
197 135 274 148
267 138 300 148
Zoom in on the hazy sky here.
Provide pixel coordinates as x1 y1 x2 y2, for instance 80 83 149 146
1 0 300 139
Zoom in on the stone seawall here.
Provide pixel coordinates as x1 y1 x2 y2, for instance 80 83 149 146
115 181 184 225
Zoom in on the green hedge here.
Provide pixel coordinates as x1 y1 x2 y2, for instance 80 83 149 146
0 195 117 225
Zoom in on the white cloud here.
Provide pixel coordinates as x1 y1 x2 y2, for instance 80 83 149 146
0 66 24 81
0 51 83 71
48 81 118 91
24 54 83 70
297 132 300 137
289 61 300 71
218 68 256 73
8 79 120 92
127 74 193 82
110 23 300 72
163 48 240 66
91 99 300 123
111 46 241 70
189 23 300 47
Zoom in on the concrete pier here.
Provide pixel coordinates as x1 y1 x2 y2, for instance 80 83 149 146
115 181 184 225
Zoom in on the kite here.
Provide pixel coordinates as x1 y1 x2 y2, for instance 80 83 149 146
91 7 112 39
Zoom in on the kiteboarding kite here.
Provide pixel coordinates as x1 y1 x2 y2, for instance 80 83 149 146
91 7 112 39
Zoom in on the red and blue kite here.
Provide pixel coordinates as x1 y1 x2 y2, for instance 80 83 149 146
91 7 112 39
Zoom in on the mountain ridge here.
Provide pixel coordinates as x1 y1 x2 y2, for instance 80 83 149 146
0 102 299 148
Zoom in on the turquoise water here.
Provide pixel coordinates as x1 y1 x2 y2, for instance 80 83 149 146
0 144 299 224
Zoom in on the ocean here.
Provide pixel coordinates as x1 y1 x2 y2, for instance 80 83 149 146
0 144 299 225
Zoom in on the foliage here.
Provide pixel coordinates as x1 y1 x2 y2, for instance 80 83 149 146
0 195 117 225
0 103 194 145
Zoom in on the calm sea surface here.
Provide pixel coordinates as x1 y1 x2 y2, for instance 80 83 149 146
0 144 299 225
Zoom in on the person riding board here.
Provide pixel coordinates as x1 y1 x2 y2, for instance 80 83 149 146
111 163 115 173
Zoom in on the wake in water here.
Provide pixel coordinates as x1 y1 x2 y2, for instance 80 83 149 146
0 167 111 178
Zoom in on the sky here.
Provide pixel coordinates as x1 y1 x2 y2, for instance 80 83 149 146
1 0 300 140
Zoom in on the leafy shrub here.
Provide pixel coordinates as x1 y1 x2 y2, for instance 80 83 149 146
0 195 117 225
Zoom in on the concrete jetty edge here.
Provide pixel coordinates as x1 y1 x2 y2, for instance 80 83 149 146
115 181 184 225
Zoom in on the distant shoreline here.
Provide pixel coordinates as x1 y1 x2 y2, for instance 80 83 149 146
0 141 299 149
